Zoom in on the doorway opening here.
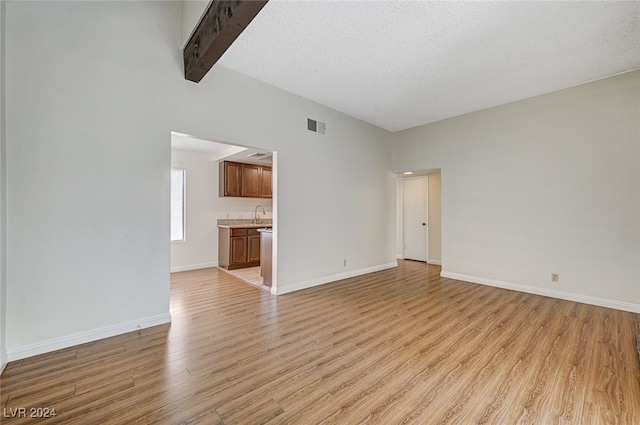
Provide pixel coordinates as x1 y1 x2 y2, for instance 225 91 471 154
169 131 278 293
403 176 429 262
397 169 441 265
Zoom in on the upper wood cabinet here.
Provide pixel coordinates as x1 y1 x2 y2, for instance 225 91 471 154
241 164 261 197
220 161 272 198
260 167 272 198
221 161 242 197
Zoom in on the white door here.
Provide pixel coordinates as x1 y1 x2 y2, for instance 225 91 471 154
403 177 428 262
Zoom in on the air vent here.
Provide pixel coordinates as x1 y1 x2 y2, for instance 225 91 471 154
247 152 269 159
247 152 272 163
307 118 326 135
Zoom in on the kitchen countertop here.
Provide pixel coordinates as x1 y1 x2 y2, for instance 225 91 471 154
217 218 272 229
218 224 272 229
257 228 272 233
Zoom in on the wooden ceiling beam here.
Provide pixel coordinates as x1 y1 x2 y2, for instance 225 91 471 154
183 0 269 83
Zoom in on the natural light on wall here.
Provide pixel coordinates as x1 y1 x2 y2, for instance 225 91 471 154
171 168 185 241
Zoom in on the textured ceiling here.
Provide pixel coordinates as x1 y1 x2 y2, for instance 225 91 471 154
218 1 640 132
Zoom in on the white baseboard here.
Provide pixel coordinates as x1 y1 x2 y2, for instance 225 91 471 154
397 254 404 260
274 262 398 295
396 256 441 266
396 256 440 266
171 261 218 273
1 350 7 375
441 271 640 314
6 313 172 362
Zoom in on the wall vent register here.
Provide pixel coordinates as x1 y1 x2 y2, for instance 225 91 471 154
307 118 326 135
247 152 270 160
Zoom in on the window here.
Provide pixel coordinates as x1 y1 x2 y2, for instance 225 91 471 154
171 168 185 241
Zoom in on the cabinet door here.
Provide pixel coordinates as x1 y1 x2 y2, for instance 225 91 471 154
241 164 261 197
261 167 272 198
221 161 242 197
230 236 248 266
248 234 261 263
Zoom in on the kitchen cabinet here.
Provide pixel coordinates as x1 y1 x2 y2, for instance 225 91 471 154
220 161 272 199
219 227 261 270
261 167 272 198
241 164 261 197
220 161 242 197
248 233 261 263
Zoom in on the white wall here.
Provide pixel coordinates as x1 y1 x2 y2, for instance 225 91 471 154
427 172 441 264
396 178 403 258
5 1 396 359
181 0 209 48
170 149 273 272
0 0 7 373
393 71 640 311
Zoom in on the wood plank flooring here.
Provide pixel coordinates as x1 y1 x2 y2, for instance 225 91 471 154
1 260 639 424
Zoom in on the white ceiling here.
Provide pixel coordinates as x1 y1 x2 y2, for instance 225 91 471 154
171 132 273 164
218 0 640 132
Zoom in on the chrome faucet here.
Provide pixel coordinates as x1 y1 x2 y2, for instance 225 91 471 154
254 205 266 224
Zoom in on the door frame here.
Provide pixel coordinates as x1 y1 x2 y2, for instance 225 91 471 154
396 170 441 266
402 176 429 262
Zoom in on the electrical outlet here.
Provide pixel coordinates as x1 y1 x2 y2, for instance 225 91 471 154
551 273 559 282
343 259 347 267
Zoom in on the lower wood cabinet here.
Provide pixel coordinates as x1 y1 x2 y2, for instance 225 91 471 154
248 233 261 263
219 227 261 270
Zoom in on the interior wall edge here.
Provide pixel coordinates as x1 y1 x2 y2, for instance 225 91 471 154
0 0 7 377
5 313 172 362
441 271 640 314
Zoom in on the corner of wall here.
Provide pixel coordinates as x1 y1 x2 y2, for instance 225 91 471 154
0 350 7 375
0 0 8 376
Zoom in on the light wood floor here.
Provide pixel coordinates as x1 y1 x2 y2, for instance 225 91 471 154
2 260 639 424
